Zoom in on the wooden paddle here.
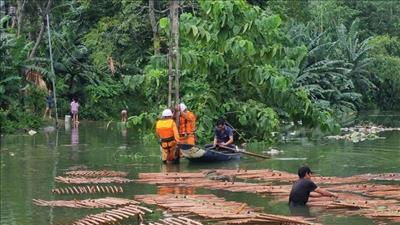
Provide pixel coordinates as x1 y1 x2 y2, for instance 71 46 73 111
216 144 270 159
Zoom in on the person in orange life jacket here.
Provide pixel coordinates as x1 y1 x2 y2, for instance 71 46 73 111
155 109 181 163
175 103 197 145
205 118 234 149
289 166 338 216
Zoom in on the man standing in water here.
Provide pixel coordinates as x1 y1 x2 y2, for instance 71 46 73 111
176 103 196 145
43 90 54 119
121 108 128 122
155 109 181 163
289 166 338 216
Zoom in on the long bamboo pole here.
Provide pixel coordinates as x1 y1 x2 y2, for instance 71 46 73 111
217 144 270 159
46 13 58 126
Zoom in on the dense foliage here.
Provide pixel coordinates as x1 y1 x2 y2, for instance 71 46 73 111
1 0 399 142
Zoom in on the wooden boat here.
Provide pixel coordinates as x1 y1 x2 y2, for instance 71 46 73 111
179 144 241 162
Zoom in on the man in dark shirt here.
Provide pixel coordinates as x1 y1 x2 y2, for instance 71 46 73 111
212 118 234 148
289 166 338 216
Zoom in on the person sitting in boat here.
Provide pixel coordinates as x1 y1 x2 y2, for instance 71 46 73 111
175 102 197 145
155 109 181 164
206 118 234 149
289 166 338 216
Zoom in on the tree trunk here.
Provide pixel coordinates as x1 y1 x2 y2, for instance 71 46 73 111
16 0 27 37
29 20 45 59
28 0 51 59
171 0 180 106
149 0 160 55
167 0 180 108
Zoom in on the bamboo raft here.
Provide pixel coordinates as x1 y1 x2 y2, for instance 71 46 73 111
33 197 139 208
138 170 400 223
138 171 399 198
149 216 203 225
288 192 400 223
327 184 400 200
135 194 313 225
73 204 153 225
204 169 298 182
55 176 133 184
203 169 369 184
65 170 128 177
139 171 290 195
52 185 124 194
356 173 400 181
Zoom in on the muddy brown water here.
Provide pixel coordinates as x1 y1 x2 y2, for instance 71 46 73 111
1 112 399 225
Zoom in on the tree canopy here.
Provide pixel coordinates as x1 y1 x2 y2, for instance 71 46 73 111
1 0 399 141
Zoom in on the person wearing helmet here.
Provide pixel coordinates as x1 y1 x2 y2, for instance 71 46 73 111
155 108 181 163
175 103 197 145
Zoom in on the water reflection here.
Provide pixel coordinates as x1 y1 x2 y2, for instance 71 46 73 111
160 163 182 173
43 126 56 150
121 127 127 138
70 127 79 162
71 127 79 145
158 186 195 195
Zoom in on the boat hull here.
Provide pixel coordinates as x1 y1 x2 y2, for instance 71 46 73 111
180 145 241 162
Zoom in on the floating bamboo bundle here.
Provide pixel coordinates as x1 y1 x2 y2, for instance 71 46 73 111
65 170 128 177
255 185 292 195
139 170 399 224
306 194 400 223
364 211 400 223
139 172 288 196
139 171 400 202
356 173 400 181
55 176 133 184
202 169 298 182
139 169 373 186
202 169 369 184
365 190 400 200
311 176 368 184
52 185 123 194
327 184 399 192
327 184 400 200
139 172 205 180
149 216 203 225
73 204 152 225
356 202 400 223
329 184 400 199
135 194 313 224
158 186 196 195
33 197 139 208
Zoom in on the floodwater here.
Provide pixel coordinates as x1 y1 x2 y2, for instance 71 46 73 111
1 112 399 225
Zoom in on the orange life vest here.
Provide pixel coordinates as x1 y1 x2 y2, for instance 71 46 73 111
156 118 179 142
156 118 180 161
178 111 196 136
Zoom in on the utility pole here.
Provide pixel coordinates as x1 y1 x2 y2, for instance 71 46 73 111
46 13 58 126
167 0 180 109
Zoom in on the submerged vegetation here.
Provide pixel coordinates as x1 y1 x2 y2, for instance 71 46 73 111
1 0 400 141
